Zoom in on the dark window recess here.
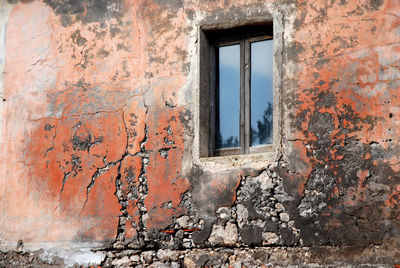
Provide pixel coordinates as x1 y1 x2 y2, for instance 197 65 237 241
206 24 273 156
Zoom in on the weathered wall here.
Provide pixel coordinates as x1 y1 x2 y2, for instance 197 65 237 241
281 0 400 247
0 0 399 266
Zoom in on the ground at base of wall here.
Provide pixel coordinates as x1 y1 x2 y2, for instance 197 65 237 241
2 243 400 268
0 250 61 267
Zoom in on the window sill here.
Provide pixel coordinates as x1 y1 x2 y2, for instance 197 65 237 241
196 149 276 171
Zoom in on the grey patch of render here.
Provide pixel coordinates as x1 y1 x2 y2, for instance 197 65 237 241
298 169 336 217
0 1 13 147
278 1 300 144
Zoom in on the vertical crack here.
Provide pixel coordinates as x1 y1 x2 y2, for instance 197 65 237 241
44 121 58 158
112 104 151 248
60 171 72 193
136 123 150 245
81 158 110 213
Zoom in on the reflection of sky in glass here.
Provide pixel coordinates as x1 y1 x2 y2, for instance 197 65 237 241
216 44 240 148
251 39 273 146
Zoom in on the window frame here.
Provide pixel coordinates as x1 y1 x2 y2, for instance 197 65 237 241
199 23 275 158
202 25 273 157
211 35 273 157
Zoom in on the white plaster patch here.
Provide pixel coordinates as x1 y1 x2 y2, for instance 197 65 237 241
0 241 107 267
39 248 106 267
0 1 14 149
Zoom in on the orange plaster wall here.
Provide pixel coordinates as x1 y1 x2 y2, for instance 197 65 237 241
0 0 399 251
0 0 192 245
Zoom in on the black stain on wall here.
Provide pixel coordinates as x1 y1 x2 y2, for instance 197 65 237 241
42 0 125 26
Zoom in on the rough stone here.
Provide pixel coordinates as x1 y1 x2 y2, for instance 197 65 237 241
157 249 179 262
216 207 231 220
148 261 170 268
183 256 196 268
130 255 140 263
171 261 180 268
236 204 248 228
275 203 284 212
224 222 239 246
209 222 238 246
111 256 131 267
183 239 192 248
208 224 225 245
176 216 190 229
262 232 280 245
279 212 290 222
141 251 154 265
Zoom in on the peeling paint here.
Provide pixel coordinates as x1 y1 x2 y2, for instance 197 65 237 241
0 0 400 266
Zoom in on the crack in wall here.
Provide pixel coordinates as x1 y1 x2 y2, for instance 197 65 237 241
81 157 113 213
112 102 151 249
133 123 151 246
3 1 400 265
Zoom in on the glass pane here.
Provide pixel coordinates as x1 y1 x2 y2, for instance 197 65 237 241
250 39 273 146
215 44 240 149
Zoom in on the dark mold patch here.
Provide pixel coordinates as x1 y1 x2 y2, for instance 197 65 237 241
314 91 336 109
71 30 87 46
286 42 305 63
368 0 384 11
308 112 335 144
154 0 183 9
44 123 54 131
97 48 110 58
72 133 92 151
42 0 124 27
7 0 34 4
315 58 331 69
110 25 122 38
286 136 400 247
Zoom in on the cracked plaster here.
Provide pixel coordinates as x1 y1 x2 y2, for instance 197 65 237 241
0 0 400 266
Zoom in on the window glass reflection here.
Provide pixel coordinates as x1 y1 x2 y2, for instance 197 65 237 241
216 44 240 149
250 39 273 146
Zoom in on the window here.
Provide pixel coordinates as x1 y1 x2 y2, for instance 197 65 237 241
199 24 274 157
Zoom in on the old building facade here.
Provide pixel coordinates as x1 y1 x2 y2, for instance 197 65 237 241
0 0 399 266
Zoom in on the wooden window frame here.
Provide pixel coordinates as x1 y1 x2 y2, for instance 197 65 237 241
199 24 274 158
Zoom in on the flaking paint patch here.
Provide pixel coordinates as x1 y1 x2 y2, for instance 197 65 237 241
283 0 400 246
144 105 190 230
1 0 400 265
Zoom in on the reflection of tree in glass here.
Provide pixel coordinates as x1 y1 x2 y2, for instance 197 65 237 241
216 133 239 148
251 102 273 145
